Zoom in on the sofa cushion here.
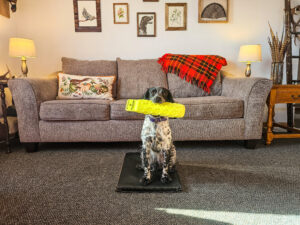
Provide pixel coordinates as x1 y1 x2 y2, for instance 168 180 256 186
62 57 118 97
110 99 145 120
40 100 110 121
168 72 222 98
117 58 168 99
175 96 244 120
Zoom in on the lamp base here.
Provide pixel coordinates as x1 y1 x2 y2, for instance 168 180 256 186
245 63 251 77
21 57 28 77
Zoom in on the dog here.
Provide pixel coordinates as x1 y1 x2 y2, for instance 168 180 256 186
139 16 153 35
139 87 177 185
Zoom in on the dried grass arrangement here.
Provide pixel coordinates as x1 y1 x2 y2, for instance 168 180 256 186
268 23 290 63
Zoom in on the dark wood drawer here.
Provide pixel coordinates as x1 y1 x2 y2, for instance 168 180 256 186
0 123 8 140
275 89 300 103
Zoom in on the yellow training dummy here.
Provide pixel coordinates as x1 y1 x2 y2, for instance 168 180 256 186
125 99 185 118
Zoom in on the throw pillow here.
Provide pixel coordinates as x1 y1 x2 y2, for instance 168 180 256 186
57 73 116 100
167 72 223 98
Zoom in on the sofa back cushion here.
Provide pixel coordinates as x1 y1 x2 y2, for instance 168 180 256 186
117 58 168 99
167 71 223 98
62 57 117 97
62 57 117 75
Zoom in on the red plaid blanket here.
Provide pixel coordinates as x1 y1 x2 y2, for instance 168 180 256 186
158 54 227 93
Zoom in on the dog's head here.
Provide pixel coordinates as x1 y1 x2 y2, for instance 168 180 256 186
293 5 300 15
141 16 153 25
143 87 174 104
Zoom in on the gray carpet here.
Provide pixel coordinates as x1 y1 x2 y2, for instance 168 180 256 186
0 140 300 225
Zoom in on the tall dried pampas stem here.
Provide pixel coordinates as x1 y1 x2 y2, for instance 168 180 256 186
268 23 290 63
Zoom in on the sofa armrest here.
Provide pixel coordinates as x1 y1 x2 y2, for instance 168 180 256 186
222 76 273 139
8 77 58 142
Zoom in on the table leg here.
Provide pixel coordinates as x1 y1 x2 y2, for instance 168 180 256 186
266 103 274 145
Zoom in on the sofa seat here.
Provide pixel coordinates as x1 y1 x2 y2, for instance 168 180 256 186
175 96 244 120
40 99 110 121
110 99 145 120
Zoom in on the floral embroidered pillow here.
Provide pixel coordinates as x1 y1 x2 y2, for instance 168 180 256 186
58 73 116 100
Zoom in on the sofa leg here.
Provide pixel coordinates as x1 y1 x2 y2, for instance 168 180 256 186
24 143 39 153
244 140 259 149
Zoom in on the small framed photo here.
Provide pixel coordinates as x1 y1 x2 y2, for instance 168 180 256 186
0 0 10 18
73 0 101 32
165 3 187 31
198 0 228 23
137 12 156 37
113 3 129 24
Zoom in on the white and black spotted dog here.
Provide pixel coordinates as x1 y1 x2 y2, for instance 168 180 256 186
139 87 176 185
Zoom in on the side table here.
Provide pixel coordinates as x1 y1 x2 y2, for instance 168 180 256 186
266 85 300 145
0 80 10 153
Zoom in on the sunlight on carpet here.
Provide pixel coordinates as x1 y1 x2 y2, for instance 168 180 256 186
156 208 300 225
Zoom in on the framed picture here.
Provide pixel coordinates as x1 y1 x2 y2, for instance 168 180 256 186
143 0 159 2
165 3 187 31
0 0 10 18
137 12 156 37
73 0 101 32
198 0 228 23
113 3 129 24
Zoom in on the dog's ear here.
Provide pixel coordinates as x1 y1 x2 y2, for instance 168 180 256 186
166 90 175 103
143 88 151 100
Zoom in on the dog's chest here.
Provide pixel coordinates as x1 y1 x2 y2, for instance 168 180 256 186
142 117 172 150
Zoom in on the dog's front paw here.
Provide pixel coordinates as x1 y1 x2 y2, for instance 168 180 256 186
161 174 172 184
140 176 152 186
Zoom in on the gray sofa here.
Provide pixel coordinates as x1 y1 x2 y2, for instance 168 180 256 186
8 58 273 152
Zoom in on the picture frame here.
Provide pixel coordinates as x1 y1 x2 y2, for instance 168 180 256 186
73 0 101 32
143 0 159 2
113 3 129 24
198 0 228 23
137 12 156 37
165 3 187 31
0 0 10 18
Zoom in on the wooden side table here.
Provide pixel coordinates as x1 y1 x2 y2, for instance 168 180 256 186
266 85 300 145
0 81 10 153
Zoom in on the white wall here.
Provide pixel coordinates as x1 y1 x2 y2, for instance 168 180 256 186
0 12 18 106
14 0 284 77
0 13 17 75
2 0 292 121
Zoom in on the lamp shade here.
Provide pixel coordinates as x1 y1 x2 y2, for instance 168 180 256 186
239 45 262 63
9 38 36 59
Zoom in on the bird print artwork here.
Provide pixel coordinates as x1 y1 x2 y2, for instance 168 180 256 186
80 8 96 22
74 1 101 31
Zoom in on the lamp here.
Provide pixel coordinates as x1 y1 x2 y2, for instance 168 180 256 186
9 38 36 77
239 45 262 77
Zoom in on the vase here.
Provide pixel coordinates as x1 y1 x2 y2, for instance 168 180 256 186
271 62 284 84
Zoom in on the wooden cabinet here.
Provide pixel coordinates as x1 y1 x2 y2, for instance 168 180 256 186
0 81 10 153
266 85 300 145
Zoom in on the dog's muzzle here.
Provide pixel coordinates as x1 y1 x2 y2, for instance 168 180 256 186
153 97 162 103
